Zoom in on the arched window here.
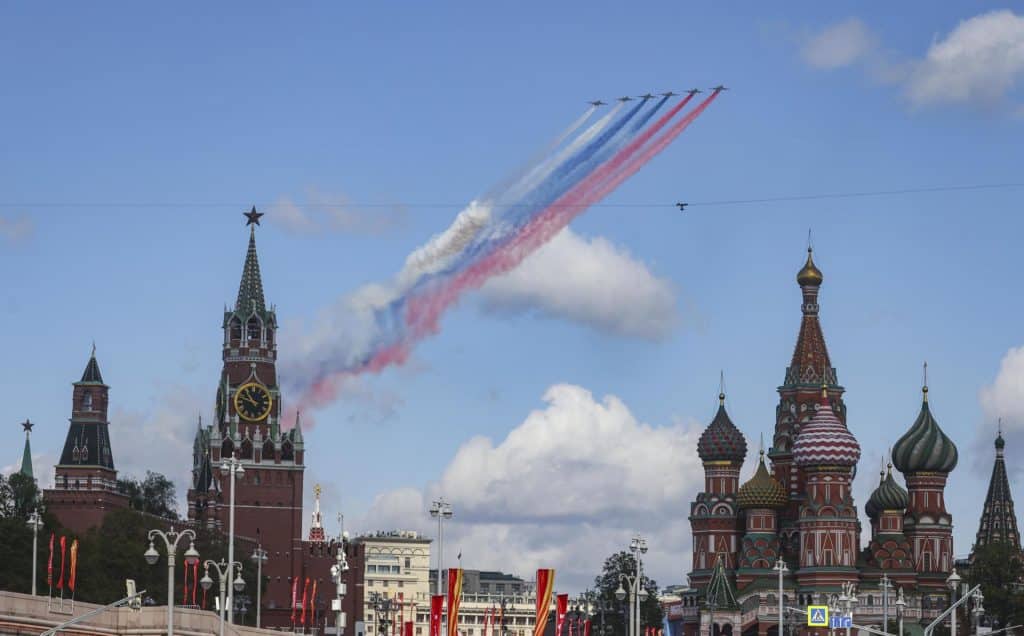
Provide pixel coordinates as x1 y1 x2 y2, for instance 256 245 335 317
282 440 294 461
230 318 242 342
82 391 93 411
247 316 261 342
240 439 253 460
222 439 234 459
263 439 275 460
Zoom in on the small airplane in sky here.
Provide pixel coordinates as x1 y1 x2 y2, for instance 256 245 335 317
588 100 606 106
638 92 655 100
676 202 688 211
661 91 678 97
687 88 702 96
618 96 633 102
711 84 729 91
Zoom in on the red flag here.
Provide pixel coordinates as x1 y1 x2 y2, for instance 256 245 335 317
399 592 405 636
192 561 199 605
57 536 67 590
291 577 300 623
68 540 79 592
555 594 568 636
405 622 414 636
47 533 54 587
309 579 318 626
183 558 190 604
430 595 445 636
484 607 491 636
533 569 556 636
300 577 310 625
584 620 592 636
447 569 464 636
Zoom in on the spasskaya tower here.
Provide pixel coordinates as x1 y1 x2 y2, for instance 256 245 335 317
188 208 306 623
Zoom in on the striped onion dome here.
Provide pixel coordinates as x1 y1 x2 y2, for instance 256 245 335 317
865 464 909 519
697 393 748 464
737 451 788 509
792 389 861 468
892 386 958 474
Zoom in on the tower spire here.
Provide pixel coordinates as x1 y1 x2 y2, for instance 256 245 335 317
236 208 267 314
974 426 1020 551
19 419 34 479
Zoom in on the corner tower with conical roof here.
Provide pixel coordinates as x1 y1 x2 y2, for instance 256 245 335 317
972 427 1020 553
769 245 847 565
891 379 958 595
43 348 129 534
688 390 747 587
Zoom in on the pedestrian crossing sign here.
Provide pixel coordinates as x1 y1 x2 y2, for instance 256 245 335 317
807 606 828 627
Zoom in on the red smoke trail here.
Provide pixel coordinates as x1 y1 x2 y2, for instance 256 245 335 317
290 91 720 420
404 90 718 336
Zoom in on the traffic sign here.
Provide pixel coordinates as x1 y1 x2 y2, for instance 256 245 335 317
807 606 829 627
830 616 853 629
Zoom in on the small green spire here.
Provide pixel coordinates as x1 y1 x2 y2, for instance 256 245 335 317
19 419 34 479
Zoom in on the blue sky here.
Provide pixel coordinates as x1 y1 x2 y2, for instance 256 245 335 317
3 2 1024 592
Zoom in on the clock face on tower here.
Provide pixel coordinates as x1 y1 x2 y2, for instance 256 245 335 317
234 382 273 421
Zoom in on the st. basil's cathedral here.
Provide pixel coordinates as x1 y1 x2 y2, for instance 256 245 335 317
680 248 960 636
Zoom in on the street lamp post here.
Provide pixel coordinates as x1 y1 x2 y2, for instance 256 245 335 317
948 570 962 636
331 536 350 636
429 498 453 596
880 573 892 634
895 588 906 636
200 558 245 636
773 558 788 636
27 509 43 596
371 592 395 636
145 527 200 636
251 543 268 628
839 582 857 636
220 454 244 625
970 589 985 636
616 537 648 636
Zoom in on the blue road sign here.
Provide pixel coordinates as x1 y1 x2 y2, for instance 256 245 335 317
830 617 853 629
807 606 828 627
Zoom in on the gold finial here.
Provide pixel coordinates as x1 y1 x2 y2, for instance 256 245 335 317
923 361 929 402
807 228 813 252
759 432 765 458
999 417 1003 436
797 235 824 287
314 484 322 498
719 370 726 405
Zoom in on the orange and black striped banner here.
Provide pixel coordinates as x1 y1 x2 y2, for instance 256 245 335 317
533 569 556 636
447 568 464 636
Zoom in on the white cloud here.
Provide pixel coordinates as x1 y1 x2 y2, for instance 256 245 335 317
800 11 1024 110
0 215 33 243
348 383 708 591
979 345 1024 426
480 228 679 340
905 10 1024 107
109 385 206 513
801 18 876 70
267 190 407 236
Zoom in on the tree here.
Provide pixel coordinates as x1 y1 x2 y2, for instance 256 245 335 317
118 471 179 519
593 551 663 635
966 543 1024 627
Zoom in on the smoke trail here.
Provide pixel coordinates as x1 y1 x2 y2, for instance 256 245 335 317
482 105 597 202
288 92 722 416
403 91 716 339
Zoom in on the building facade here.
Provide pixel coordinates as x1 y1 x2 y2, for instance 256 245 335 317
682 246 960 636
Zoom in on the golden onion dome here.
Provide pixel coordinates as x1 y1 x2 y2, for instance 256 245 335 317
797 247 823 287
737 450 788 510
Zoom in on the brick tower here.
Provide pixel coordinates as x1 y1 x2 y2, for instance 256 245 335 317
187 208 306 625
973 426 1021 553
43 348 129 534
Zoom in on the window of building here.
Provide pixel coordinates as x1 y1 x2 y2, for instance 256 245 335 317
384 580 389 587
398 581 404 588
369 565 377 573
83 391 93 411
405 557 411 568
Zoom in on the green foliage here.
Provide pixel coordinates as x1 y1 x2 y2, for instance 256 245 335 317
592 550 664 635
117 471 179 519
966 542 1024 627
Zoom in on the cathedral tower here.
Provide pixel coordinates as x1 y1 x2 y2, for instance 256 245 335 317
972 427 1020 553
770 247 846 561
43 348 129 534
891 381 958 597
689 390 747 587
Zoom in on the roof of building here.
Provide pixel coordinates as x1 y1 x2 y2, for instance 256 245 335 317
697 393 748 464
737 450 787 509
865 463 909 519
78 349 105 385
891 386 958 474
796 246 823 287
792 388 861 468
236 224 267 315
974 428 1021 552
19 422 33 479
703 555 740 610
